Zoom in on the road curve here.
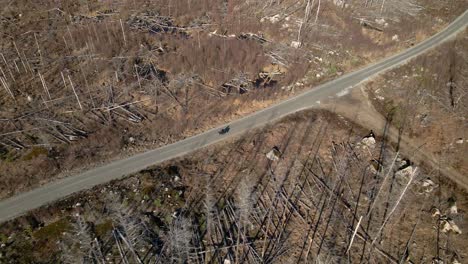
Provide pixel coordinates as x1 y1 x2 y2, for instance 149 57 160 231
0 10 467 223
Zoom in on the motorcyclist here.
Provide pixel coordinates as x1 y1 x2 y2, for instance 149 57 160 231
219 125 230 135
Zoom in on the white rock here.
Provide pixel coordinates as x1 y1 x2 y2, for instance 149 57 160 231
449 204 458 215
455 138 464 144
27 95 33 102
392 35 399 41
333 0 346 7
431 207 441 217
375 18 386 25
291 41 301 48
270 14 281 23
224 259 232 264
262 14 281 24
441 219 462 234
396 166 416 179
266 149 280 161
361 137 376 148
452 255 461 264
422 178 435 187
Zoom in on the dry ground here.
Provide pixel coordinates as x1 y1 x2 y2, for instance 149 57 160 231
0 0 467 199
361 28 468 178
0 109 466 263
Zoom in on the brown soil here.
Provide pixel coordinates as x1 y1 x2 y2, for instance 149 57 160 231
1 109 466 263
0 0 467 200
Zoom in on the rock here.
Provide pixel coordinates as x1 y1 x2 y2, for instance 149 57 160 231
392 34 399 41
431 207 441 217
291 41 301 48
224 259 232 264
455 138 464 144
421 178 435 187
261 14 281 24
421 178 436 193
440 218 462 234
375 18 386 25
448 197 457 214
333 0 348 7
361 131 376 148
266 147 281 161
396 158 411 170
449 204 458 215
361 137 376 148
451 254 461 264
396 165 416 179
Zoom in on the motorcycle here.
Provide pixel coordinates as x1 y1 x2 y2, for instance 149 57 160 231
218 126 230 135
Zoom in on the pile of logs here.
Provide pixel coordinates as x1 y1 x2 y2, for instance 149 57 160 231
221 75 253 94
127 11 177 34
237 33 268 44
71 10 116 24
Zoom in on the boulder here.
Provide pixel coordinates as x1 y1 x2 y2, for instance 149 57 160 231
420 178 436 193
431 207 441 217
395 166 415 179
291 41 301 48
361 137 376 148
266 147 281 161
441 218 462 234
